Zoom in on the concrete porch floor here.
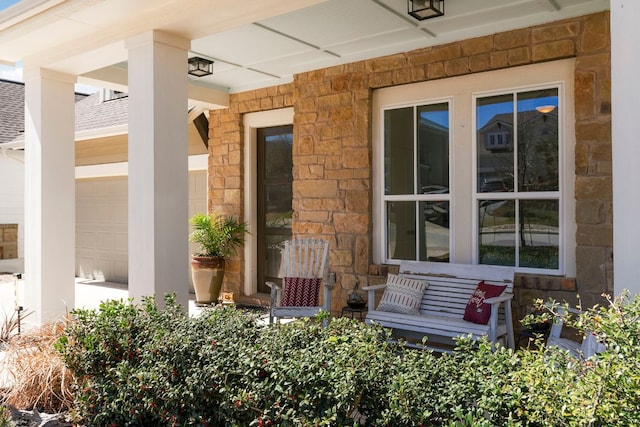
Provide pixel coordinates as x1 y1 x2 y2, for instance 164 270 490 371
0 275 224 328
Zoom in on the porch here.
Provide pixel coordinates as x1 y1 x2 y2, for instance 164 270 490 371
0 0 636 328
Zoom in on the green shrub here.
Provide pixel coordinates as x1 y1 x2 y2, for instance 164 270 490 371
57 293 640 426
232 317 396 426
58 295 263 426
58 296 398 426
514 292 640 426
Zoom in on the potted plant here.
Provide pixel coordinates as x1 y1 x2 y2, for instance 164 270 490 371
189 213 248 305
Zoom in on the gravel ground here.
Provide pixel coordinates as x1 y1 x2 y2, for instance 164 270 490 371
6 407 72 427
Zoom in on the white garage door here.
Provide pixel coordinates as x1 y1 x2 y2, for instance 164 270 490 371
76 171 208 283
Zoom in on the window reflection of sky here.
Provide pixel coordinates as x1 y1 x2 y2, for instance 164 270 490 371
420 95 558 130
420 110 449 128
477 96 558 129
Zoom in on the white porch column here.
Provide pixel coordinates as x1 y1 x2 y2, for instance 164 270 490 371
611 1 640 297
23 68 76 324
125 31 190 307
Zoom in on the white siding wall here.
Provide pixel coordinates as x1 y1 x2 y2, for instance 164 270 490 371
0 154 24 272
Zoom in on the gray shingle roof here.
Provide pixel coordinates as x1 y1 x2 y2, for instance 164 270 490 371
75 91 128 132
0 79 24 144
0 80 117 144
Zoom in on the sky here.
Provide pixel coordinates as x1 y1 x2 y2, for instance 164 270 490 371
0 0 20 11
0 63 99 94
0 63 22 82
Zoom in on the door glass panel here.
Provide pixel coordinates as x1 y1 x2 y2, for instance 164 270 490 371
478 199 516 266
387 201 416 260
517 88 559 192
384 107 414 195
477 94 514 193
257 125 293 293
520 199 559 269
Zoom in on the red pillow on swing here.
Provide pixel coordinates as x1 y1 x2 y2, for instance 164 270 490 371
463 281 507 325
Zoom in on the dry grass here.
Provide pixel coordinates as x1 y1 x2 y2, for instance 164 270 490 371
0 318 74 413
0 308 33 345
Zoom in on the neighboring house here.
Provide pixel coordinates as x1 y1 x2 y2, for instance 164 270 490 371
0 79 27 273
0 81 208 284
0 0 635 327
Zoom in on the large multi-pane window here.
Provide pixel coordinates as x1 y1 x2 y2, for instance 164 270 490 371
383 102 450 262
374 59 575 275
476 88 560 269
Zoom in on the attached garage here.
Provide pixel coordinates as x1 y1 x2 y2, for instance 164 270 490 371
76 170 208 284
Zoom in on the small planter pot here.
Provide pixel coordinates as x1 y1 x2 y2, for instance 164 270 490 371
190 256 225 305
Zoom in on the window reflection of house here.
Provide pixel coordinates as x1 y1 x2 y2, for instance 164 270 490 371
477 109 558 192
476 100 560 270
517 110 559 192
477 114 514 191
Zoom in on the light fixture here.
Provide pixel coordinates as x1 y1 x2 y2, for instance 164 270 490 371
536 105 556 114
188 56 214 77
408 0 444 21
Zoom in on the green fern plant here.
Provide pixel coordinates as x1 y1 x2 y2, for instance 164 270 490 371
189 213 248 258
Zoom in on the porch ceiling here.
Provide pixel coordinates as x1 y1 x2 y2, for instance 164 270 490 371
0 0 609 97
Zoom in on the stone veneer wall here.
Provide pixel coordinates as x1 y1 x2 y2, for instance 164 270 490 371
0 224 18 260
208 12 612 327
208 84 294 294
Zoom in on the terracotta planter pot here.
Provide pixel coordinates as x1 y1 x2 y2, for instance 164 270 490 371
190 256 225 304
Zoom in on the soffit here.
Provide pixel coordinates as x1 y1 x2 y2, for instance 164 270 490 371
0 0 610 94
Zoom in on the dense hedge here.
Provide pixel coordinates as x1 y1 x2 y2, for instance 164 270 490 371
56 294 640 426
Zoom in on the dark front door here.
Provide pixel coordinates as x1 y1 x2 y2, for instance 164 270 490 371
257 125 293 293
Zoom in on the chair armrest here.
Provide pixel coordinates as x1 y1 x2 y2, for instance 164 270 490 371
362 284 386 292
266 281 282 303
265 281 281 290
485 293 514 348
362 284 386 312
484 293 513 305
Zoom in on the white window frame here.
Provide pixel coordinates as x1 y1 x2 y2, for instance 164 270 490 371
373 59 575 276
472 84 564 275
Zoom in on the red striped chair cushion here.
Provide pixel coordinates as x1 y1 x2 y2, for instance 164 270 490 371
281 277 322 307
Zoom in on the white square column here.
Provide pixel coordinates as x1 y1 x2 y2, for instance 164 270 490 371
23 68 76 324
611 2 640 297
125 31 190 307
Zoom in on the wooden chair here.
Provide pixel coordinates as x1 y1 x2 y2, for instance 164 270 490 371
266 238 333 324
546 306 605 358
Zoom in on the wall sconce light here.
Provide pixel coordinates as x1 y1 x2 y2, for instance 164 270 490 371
188 56 214 77
408 0 444 21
